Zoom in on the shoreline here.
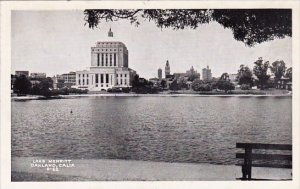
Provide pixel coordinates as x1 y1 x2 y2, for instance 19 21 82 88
11 92 292 100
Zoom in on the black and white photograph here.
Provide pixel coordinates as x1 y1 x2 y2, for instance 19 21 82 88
1 1 300 189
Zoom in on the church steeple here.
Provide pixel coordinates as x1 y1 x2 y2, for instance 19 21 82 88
108 27 113 37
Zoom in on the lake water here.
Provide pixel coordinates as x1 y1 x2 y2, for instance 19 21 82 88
11 96 292 165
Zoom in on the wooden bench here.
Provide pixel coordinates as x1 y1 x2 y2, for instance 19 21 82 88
236 143 292 180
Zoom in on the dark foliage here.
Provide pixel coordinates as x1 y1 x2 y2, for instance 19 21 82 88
191 79 212 91
169 79 180 91
131 74 158 94
13 75 32 94
253 57 270 89
237 65 254 87
84 9 291 46
216 80 235 93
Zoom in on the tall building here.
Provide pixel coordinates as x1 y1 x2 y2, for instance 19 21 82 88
202 66 212 81
158 68 162 80
75 29 136 91
165 60 170 78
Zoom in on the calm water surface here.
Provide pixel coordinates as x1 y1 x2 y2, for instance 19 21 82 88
12 96 292 165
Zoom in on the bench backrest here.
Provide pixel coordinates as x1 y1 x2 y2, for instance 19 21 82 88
236 143 292 168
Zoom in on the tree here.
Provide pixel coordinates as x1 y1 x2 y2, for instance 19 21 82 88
237 65 254 87
191 79 212 92
253 57 270 89
216 80 235 93
169 79 180 91
84 9 291 46
160 79 166 89
177 77 188 90
13 75 32 95
285 67 292 81
270 60 286 88
38 77 54 97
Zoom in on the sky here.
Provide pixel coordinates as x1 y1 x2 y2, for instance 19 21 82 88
12 10 292 79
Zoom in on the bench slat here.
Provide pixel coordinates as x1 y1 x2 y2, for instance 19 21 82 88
236 143 292 150
236 153 292 160
236 163 292 169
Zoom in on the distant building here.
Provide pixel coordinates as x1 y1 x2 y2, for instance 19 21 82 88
158 68 162 80
202 66 212 81
149 78 160 87
30 72 46 79
30 79 41 87
228 74 238 82
15 71 29 77
186 66 200 80
165 60 171 78
52 75 64 89
62 72 76 87
173 66 200 81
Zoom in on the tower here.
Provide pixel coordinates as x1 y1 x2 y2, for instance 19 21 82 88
202 65 212 81
165 60 170 78
158 68 162 80
108 28 113 37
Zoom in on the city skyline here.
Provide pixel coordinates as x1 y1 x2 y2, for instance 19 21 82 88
12 11 292 79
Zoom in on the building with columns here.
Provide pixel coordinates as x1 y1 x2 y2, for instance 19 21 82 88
75 30 136 91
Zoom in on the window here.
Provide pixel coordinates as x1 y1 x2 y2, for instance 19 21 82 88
105 54 108 66
95 74 98 83
106 74 109 83
121 79 122 85
110 54 112 66
101 74 103 83
79 80 81 85
97 53 100 66
87 79 89 85
83 79 85 85
124 74 127 77
125 79 127 85
114 53 116 66
101 54 104 66
120 74 122 77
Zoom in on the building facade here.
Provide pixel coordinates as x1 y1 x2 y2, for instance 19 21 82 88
15 71 29 77
30 72 46 79
75 39 136 91
202 66 212 81
62 72 76 87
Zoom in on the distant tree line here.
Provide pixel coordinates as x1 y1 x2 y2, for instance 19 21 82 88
12 76 88 97
236 57 292 90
